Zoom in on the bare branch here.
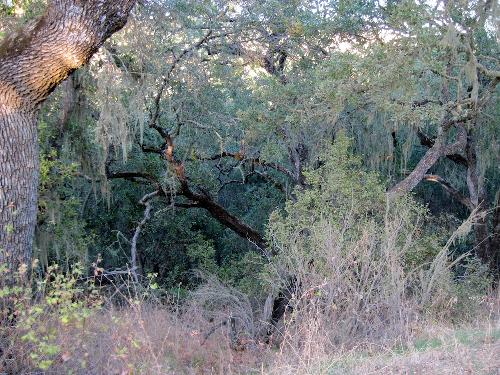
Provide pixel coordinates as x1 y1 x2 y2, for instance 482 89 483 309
199 151 295 180
424 174 474 210
130 190 159 282
140 144 163 154
147 29 215 131
417 128 467 167
107 171 158 184
388 125 467 197
477 63 500 79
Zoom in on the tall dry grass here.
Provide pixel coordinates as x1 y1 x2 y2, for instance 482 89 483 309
0 263 497 375
0 269 266 375
251 200 495 373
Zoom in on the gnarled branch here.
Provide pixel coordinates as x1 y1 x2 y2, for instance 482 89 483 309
388 124 467 198
130 190 159 282
200 151 295 180
417 129 467 167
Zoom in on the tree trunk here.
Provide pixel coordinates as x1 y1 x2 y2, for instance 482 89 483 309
0 110 39 270
0 0 135 272
465 128 498 276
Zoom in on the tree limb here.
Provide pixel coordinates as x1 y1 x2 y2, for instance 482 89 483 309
199 151 295 180
107 171 159 185
417 128 468 167
0 0 136 110
423 174 474 210
130 190 159 282
147 29 215 130
388 125 467 197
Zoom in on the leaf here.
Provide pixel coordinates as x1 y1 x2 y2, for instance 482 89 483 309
38 360 53 370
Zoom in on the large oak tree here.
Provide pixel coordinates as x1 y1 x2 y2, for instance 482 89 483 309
0 0 136 272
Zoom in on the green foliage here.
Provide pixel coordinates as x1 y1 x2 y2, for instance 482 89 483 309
0 262 102 372
266 133 430 272
37 147 93 269
218 251 266 296
0 0 46 38
268 132 387 253
15 0 496 297
39 150 78 195
451 258 492 320
186 233 218 274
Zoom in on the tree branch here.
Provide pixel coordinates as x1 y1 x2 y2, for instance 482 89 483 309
388 125 467 197
147 29 214 130
417 128 467 167
0 0 136 110
130 190 159 282
107 171 158 185
423 174 473 210
108 164 268 253
200 151 295 180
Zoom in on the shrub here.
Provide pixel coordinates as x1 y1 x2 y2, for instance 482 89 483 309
262 133 484 360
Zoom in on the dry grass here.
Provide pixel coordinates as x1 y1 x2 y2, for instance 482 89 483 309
264 290 500 375
264 307 499 375
12 303 263 375
0 269 264 375
1 207 496 374
350 337 499 375
2 287 498 374
37 297 265 375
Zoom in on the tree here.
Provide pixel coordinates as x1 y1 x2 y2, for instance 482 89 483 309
58 0 387 281
9 0 495 287
382 1 499 275
0 0 136 272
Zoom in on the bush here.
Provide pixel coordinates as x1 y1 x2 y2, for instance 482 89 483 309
262 134 487 360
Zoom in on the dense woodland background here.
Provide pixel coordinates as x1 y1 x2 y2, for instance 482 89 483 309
0 0 499 374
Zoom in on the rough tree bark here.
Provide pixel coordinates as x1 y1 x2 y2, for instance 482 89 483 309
0 0 136 271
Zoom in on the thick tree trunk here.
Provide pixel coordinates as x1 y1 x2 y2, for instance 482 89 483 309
0 0 135 271
0 109 39 269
